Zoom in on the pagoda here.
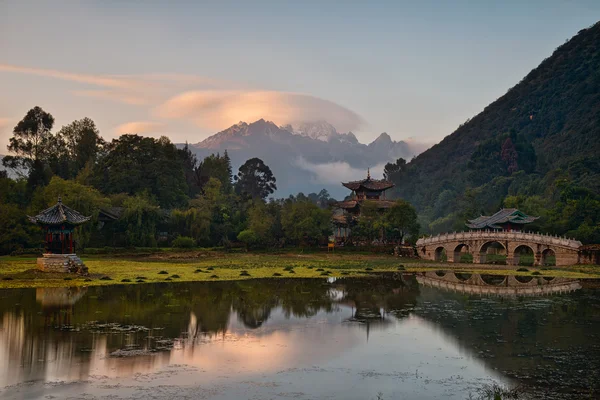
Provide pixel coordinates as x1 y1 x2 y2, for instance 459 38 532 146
333 170 395 241
466 208 538 232
29 197 90 274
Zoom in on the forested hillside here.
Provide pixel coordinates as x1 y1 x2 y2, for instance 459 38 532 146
388 22 600 243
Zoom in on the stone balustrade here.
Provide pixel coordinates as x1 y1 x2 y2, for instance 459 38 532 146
416 230 582 250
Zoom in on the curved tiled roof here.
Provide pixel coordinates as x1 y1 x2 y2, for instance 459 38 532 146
29 197 92 226
342 178 394 191
466 208 538 229
336 199 397 210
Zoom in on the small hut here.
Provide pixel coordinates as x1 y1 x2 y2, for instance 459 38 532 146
29 196 90 274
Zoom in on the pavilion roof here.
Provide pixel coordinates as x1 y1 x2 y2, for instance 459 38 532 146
336 199 396 210
28 197 92 226
342 177 394 192
466 208 538 229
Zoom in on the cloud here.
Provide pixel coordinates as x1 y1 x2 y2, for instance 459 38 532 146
294 157 386 185
1 64 365 136
155 90 364 133
114 121 165 135
72 90 150 106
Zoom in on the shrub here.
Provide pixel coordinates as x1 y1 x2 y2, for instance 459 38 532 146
210 275 219 278
64 277 72 281
240 270 250 276
365 267 373 271
158 270 168 274
121 278 131 282
171 274 180 278
273 273 282 276
172 236 196 248
100 276 112 280
532 271 542 275
517 267 529 272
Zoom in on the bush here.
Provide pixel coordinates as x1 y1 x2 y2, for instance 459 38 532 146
172 236 196 248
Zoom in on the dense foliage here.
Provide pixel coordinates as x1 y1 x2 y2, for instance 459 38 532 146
388 22 600 243
0 109 343 254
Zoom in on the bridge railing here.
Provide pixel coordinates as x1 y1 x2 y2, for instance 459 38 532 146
416 230 582 249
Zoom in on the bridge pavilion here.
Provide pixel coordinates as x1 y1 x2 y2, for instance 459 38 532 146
466 208 538 232
332 170 395 242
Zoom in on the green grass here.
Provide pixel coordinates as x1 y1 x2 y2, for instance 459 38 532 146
0 251 599 288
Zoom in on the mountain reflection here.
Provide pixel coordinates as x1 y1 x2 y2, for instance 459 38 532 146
0 274 597 399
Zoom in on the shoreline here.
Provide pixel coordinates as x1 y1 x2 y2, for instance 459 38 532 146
1 251 599 289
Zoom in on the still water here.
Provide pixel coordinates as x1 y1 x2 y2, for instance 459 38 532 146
0 273 598 399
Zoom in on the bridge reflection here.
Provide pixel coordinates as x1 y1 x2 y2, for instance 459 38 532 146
416 271 581 297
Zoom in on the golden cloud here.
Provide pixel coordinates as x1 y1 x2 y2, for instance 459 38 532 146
115 121 165 135
155 90 364 132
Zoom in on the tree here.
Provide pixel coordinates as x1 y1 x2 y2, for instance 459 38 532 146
281 199 331 246
2 107 55 188
195 152 233 194
93 135 188 208
383 158 407 181
235 157 277 200
55 117 105 178
384 200 420 244
353 201 384 242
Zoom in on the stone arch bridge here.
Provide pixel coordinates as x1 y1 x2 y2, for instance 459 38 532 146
416 230 582 266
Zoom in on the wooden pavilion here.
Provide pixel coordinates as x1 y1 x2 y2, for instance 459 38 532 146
333 170 396 242
29 196 90 274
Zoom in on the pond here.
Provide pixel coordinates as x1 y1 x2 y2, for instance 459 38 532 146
0 273 599 399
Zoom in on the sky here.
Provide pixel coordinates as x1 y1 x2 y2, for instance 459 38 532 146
1 0 599 152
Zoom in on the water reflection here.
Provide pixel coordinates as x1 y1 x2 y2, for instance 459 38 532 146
0 275 598 399
417 271 582 297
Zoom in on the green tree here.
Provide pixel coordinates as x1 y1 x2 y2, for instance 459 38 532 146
55 117 105 179
93 135 188 208
384 200 420 244
281 200 331 246
121 192 162 247
2 106 55 189
235 157 277 200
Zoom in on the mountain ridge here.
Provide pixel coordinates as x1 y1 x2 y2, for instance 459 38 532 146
388 21 600 235
188 119 424 198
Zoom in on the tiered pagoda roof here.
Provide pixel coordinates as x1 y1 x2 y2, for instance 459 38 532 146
466 208 538 230
336 199 397 211
28 197 91 226
341 176 394 192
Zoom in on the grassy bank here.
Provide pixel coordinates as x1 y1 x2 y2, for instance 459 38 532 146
1 251 599 288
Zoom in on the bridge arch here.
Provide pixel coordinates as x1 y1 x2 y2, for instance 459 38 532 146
478 241 507 265
454 272 472 281
453 244 472 263
480 274 507 286
542 249 556 266
513 244 535 266
434 247 447 262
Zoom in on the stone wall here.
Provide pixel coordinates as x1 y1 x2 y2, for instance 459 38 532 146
37 254 88 275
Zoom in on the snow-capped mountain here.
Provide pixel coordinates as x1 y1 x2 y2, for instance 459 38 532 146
189 119 425 197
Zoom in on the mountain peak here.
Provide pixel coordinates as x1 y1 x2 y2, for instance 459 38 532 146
285 120 339 142
370 132 393 145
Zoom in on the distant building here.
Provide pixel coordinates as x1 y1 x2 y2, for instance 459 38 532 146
333 170 395 241
466 208 538 232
